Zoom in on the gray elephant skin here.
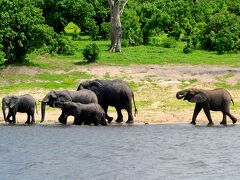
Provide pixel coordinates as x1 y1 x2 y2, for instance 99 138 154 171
176 88 237 125
41 89 98 124
2 94 37 124
57 101 107 126
77 79 137 124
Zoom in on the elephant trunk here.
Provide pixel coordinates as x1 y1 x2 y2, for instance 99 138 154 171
176 91 188 99
2 105 7 122
41 102 47 123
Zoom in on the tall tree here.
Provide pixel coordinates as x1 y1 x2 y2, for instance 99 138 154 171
108 0 128 52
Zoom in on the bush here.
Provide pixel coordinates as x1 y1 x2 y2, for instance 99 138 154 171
149 35 176 48
161 37 176 48
200 10 240 54
46 33 75 55
183 39 192 54
100 22 110 40
82 43 100 63
0 0 55 63
64 22 81 40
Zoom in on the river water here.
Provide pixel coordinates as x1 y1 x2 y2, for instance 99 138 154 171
0 124 240 180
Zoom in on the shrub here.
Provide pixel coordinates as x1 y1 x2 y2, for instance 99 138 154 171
200 10 240 54
100 22 110 40
82 43 100 63
64 22 81 40
0 0 55 63
149 35 176 48
161 37 176 48
46 33 75 55
183 39 192 54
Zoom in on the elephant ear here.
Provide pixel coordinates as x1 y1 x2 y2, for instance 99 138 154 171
89 80 103 95
190 92 207 103
9 96 18 108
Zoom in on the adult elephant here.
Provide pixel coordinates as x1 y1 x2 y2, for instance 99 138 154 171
176 88 237 125
77 79 137 124
2 94 37 124
41 89 98 124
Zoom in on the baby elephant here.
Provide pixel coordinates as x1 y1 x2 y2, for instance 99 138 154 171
2 94 37 124
176 88 237 125
57 102 107 126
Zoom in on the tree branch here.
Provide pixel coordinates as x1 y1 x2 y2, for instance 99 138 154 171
108 0 114 9
120 0 128 16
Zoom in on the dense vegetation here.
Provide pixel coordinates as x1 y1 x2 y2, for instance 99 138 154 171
0 0 239 66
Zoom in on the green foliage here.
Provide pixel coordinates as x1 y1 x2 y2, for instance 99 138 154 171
149 34 176 48
0 0 55 63
122 8 143 46
82 43 100 63
183 38 192 54
99 22 110 40
64 22 81 40
201 9 240 54
46 33 75 55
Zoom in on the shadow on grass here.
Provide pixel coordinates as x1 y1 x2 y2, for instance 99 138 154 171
74 61 90 66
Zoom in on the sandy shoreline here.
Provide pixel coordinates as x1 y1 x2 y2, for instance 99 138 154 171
1 64 240 125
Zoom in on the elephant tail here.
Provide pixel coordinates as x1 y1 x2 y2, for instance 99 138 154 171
231 98 234 105
35 102 38 115
132 93 138 117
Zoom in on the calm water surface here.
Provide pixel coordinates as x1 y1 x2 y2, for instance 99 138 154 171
0 124 240 180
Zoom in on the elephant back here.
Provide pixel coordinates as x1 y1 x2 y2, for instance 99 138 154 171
73 89 98 104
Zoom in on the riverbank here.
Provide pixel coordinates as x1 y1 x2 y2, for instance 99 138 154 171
1 64 240 125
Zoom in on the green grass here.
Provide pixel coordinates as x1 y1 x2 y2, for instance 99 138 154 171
0 71 93 94
27 37 240 70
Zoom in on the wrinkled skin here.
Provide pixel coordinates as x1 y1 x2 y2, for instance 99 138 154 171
41 89 98 124
77 79 137 124
56 102 107 126
2 94 37 124
176 88 237 125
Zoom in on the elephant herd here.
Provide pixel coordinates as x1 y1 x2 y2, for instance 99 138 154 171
1 79 238 126
2 79 137 126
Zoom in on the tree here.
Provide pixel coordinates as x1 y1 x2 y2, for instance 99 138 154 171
108 0 128 52
0 0 55 63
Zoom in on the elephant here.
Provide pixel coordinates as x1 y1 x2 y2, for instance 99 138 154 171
2 94 37 124
56 101 107 126
176 88 237 125
40 89 98 124
77 79 138 124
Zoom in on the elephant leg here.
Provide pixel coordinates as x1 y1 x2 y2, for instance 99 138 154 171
116 107 123 123
225 112 237 124
12 114 16 124
203 106 213 125
73 116 82 125
220 113 227 125
223 105 237 124
191 104 202 125
25 114 31 124
126 103 134 124
103 105 113 123
58 111 67 124
6 112 12 123
31 113 35 124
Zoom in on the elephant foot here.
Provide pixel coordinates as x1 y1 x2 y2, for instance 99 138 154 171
107 117 114 123
8 120 14 124
126 120 134 124
190 121 196 125
116 118 123 123
232 118 237 124
220 120 227 125
207 122 214 126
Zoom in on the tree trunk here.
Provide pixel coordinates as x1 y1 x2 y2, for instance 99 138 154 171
108 0 127 52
